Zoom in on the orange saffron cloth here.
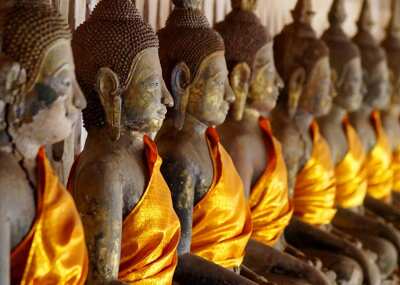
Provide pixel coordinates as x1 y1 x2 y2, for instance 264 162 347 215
366 111 393 201
191 128 253 269
392 145 400 193
11 147 88 285
69 136 180 285
249 117 293 246
334 118 368 208
294 121 337 225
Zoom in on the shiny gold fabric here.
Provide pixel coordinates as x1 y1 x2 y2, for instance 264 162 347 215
335 118 368 208
118 136 180 284
11 147 88 285
191 128 253 269
249 117 293 246
294 121 337 225
392 145 400 193
366 111 393 201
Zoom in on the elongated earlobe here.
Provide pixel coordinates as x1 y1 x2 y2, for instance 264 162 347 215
171 62 191 130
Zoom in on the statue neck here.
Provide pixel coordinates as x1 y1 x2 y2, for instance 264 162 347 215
324 103 347 123
294 109 314 134
352 104 373 119
242 107 261 124
182 113 208 136
385 103 400 117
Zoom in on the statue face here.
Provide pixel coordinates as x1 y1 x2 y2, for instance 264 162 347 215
248 43 283 116
187 52 235 127
364 60 390 110
13 40 86 145
334 57 364 112
300 56 332 117
123 48 173 135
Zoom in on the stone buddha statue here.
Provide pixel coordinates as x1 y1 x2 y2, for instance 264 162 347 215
350 0 400 229
382 0 400 206
318 0 400 281
67 1 182 284
156 0 256 284
215 1 331 284
0 1 88 284
271 1 381 284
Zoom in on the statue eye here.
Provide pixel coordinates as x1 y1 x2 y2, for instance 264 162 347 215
145 80 160 90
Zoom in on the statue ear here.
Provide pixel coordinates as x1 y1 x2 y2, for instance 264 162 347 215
96 67 121 141
171 62 191 130
288 67 305 118
230 62 251 121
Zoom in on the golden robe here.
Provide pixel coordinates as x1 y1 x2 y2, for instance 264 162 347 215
191 128 253 269
392 145 400 193
68 136 180 285
294 121 337 225
335 118 368 208
11 147 88 285
249 117 293 246
366 111 393 201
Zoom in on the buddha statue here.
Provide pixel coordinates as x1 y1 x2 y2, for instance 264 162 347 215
271 1 381 284
67 1 182 284
156 0 256 284
382 0 400 207
319 0 400 281
0 1 88 284
215 1 331 284
350 0 400 231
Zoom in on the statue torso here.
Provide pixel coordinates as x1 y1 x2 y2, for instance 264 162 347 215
158 127 214 205
218 118 268 197
350 113 377 153
74 134 147 218
0 152 36 249
319 119 348 165
382 112 400 150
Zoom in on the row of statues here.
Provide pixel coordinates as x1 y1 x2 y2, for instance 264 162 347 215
2 0 400 284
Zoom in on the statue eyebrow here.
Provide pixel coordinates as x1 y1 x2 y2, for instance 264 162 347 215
46 63 69 77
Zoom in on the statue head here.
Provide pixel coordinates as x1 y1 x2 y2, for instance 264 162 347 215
322 0 363 112
274 0 332 119
2 1 86 155
215 0 283 120
158 0 234 129
353 0 390 110
382 0 400 107
73 0 173 141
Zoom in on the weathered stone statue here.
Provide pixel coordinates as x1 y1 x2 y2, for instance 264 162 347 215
382 0 400 207
271 1 381 284
156 0 256 284
349 0 400 234
0 1 88 284
215 1 331 284
67 1 183 284
319 0 400 281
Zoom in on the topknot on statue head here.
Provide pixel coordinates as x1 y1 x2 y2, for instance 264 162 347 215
322 0 360 77
72 0 159 129
2 0 71 92
215 0 271 72
158 0 225 91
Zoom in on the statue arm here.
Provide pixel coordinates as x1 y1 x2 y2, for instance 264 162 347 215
287 217 380 285
226 138 254 198
161 158 196 255
0 197 10 285
73 162 128 285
